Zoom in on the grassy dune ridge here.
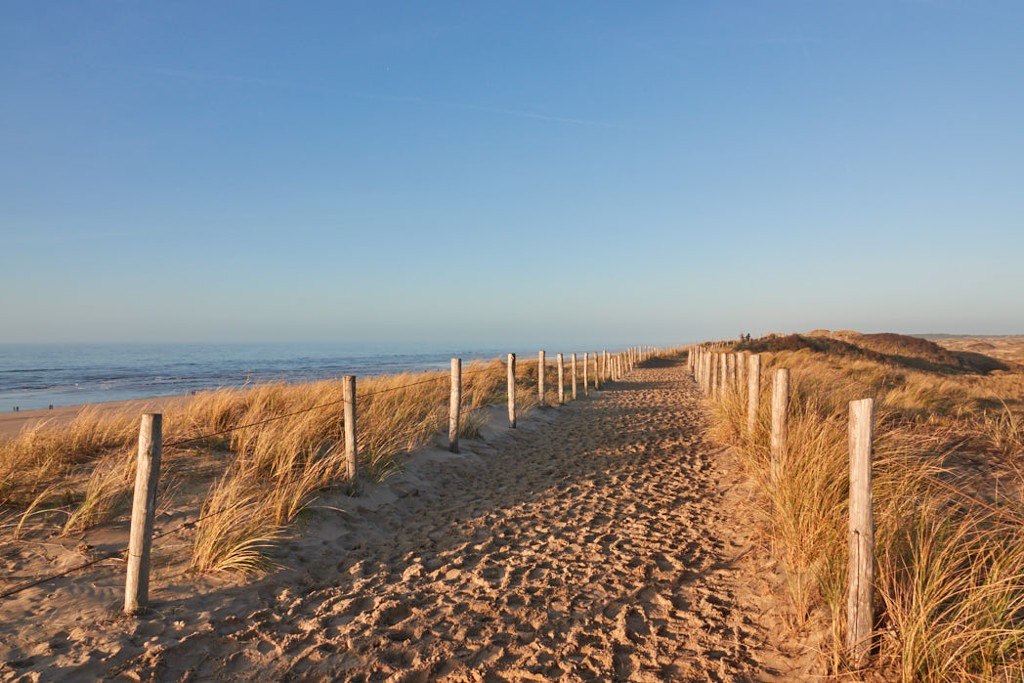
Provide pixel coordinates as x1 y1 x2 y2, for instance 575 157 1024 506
0 356 571 574
704 332 1024 680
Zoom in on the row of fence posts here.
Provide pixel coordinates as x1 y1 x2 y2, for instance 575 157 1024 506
686 343 875 668
122 345 659 615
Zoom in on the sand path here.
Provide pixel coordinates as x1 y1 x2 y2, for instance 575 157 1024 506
5 358 812 681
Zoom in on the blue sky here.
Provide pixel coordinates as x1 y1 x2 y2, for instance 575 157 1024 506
2 1 1022 345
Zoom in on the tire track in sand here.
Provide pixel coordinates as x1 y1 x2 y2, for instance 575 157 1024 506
118 358 810 682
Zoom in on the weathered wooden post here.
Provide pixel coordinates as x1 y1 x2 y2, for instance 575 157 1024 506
344 375 358 481
571 352 578 400
593 352 600 390
848 398 875 668
713 352 720 394
770 368 789 483
737 352 748 400
449 358 461 453
700 351 708 392
125 413 162 615
726 353 736 393
538 350 546 406
507 354 517 428
705 351 712 393
583 352 589 397
747 354 761 436
705 351 711 394
557 353 565 405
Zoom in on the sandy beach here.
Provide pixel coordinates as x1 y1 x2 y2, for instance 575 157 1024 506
1 358 815 681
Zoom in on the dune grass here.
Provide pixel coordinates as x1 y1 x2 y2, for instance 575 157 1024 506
702 339 1024 680
0 354 588 576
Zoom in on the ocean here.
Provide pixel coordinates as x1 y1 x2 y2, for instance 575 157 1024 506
0 343 512 412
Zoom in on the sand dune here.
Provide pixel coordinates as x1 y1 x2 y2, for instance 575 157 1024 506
1 359 815 681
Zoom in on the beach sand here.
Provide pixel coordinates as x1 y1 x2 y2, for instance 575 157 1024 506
1 358 817 680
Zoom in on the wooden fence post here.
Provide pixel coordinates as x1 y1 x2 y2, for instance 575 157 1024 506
747 354 761 436
701 351 708 393
344 376 358 481
557 353 565 405
593 352 600 390
707 351 714 394
125 413 162 615
507 354 517 428
714 353 720 394
583 352 589 397
726 353 736 393
571 352 578 400
449 358 461 453
737 352 748 400
848 398 875 668
702 351 708 393
538 350 546 406
770 368 789 483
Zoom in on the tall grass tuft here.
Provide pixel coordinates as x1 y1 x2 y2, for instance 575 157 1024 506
705 343 1024 679
1 359 515 575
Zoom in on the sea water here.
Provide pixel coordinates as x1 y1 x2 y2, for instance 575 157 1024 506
0 343 511 411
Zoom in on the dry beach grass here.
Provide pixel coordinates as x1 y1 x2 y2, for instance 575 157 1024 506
0 358 520 571
2 334 1023 680
706 332 1024 680
0 354 817 681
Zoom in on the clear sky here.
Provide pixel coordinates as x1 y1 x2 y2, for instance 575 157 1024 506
2 1 1022 346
